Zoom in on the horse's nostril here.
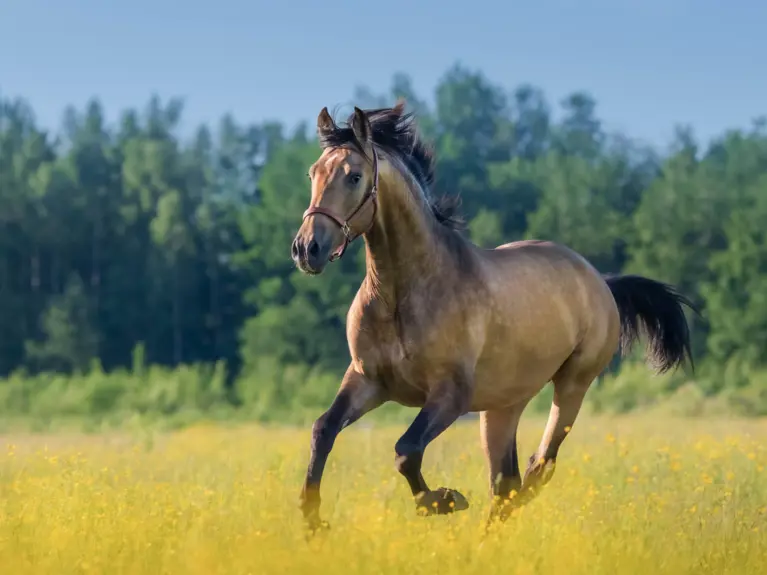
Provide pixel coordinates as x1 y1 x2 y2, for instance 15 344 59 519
291 240 300 260
308 240 319 259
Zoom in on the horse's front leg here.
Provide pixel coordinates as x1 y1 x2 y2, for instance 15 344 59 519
299 367 385 532
394 375 472 516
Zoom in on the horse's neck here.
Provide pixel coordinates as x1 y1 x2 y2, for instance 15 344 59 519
362 175 443 305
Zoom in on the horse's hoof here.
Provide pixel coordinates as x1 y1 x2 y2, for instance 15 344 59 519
304 518 330 540
486 499 515 526
415 487 469 516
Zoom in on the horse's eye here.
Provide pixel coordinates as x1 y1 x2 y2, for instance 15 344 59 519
349 173 362 185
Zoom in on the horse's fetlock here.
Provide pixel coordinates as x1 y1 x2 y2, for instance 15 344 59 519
299 485 320 506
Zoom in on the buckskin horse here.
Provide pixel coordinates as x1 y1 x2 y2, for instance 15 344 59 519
290 101 695 531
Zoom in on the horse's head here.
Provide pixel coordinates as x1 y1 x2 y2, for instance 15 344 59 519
291 106 383 275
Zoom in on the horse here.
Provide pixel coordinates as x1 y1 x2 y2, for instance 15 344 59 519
290 101 695 531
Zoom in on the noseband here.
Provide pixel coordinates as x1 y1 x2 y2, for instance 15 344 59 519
301 147 379 262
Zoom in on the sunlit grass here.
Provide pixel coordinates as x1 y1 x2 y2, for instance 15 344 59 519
0 415 765 574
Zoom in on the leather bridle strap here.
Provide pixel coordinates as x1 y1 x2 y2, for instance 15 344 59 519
302 147 379 262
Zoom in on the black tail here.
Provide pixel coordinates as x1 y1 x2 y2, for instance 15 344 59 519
605 274 698 374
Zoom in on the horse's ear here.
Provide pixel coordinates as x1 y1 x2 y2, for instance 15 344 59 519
393 98 407 116
317 107 336 137
351 107 372 145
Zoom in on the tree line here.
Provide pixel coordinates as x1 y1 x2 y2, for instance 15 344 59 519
1 64 766 411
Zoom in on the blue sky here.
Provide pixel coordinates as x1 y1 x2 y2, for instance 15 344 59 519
1 0 765 150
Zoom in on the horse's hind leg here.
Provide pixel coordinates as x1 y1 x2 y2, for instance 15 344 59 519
480 401 529 523
394 378 472 516
512 367 598 510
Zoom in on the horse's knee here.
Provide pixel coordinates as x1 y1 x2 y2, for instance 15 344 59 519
311 412 334 450
394 441 423 477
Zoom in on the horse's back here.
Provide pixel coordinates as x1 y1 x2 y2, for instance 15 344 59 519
485 238 613 307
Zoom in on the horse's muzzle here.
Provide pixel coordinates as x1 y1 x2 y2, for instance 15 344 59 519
291 236 331 275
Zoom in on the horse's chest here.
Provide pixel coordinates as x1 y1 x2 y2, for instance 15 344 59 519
351 313 448 406
360 319 421 372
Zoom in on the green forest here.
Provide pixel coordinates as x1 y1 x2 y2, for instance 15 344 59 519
1 64 766 429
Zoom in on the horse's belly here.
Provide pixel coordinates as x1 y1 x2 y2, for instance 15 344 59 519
469 337 576 411
468 372 550 411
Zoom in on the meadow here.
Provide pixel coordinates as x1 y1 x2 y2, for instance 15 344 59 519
0 413 765 575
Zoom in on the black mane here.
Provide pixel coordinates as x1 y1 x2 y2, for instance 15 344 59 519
318 106 464 230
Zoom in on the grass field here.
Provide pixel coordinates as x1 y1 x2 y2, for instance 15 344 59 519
0 414 765 574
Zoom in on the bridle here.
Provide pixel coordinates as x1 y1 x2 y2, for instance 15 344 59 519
301 146 379 262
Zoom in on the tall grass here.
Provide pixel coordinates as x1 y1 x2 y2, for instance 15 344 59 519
0 416 764 574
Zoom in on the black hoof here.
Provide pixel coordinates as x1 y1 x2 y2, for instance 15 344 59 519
304 517 330 540
415 487 469 516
